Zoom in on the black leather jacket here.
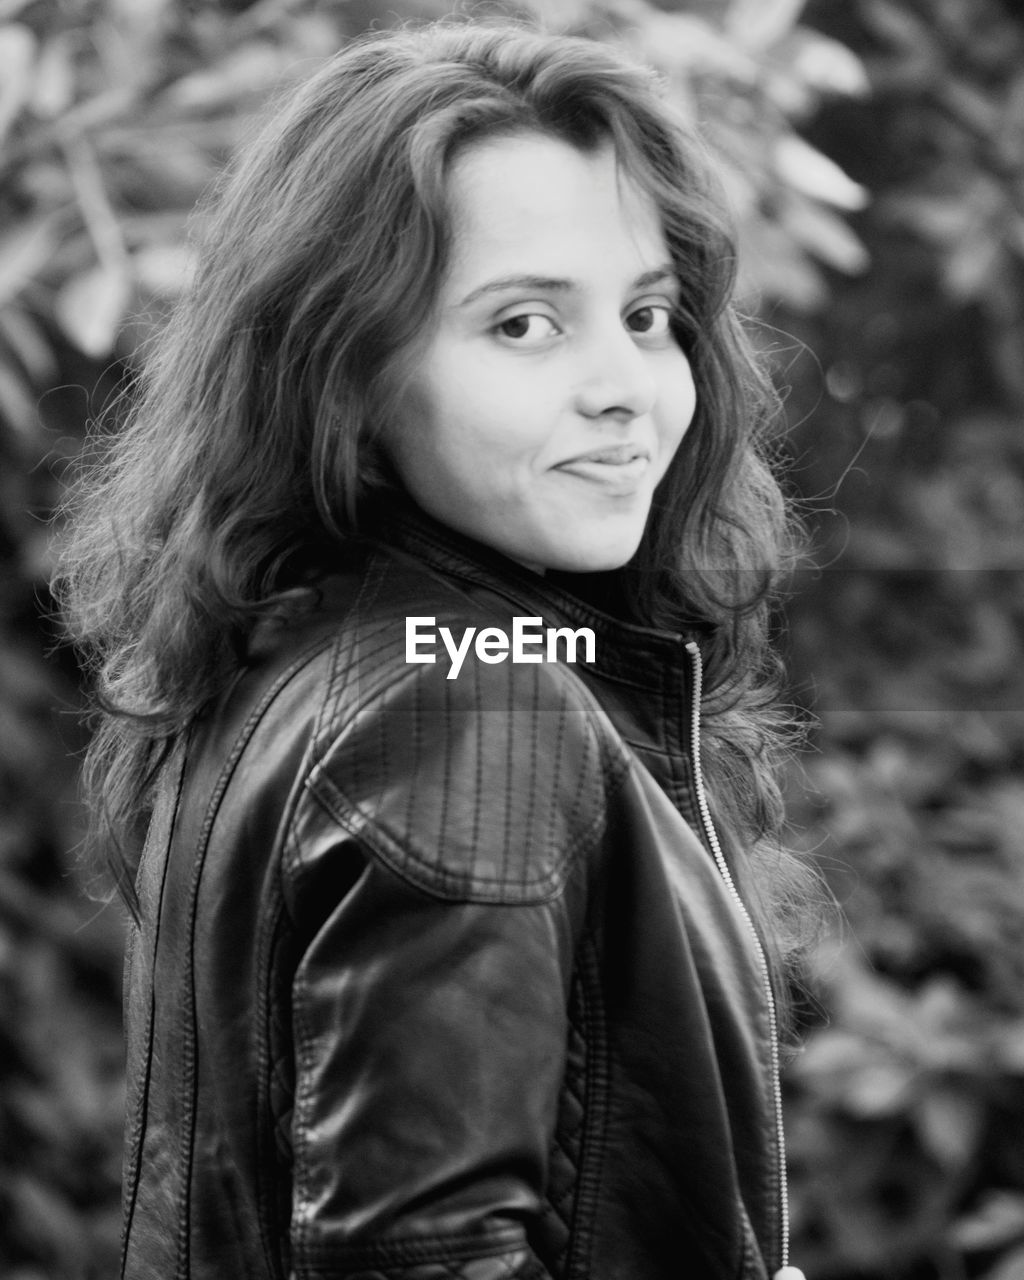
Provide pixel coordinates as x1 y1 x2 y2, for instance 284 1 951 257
121 503 790 1280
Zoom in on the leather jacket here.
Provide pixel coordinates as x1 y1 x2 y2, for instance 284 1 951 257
121 501 790 1280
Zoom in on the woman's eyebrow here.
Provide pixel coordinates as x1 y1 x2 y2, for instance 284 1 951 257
457 274 575 307
456 264 678 308
635 265 679 291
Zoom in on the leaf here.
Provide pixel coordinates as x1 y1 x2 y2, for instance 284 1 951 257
8 1169 90 1258
940 76 1001 137
54 264 132 357
0 217 59 308
951 1191 1024 1251
774 134 869 210
521 0 593 29
736 217 827 311
0 306 57 382
0 361 37 437
944 234 1003 303
132 243 194 296
30 32 75 120
726 0 806 52
881 193 977 244
786 29 871 99
913 1088 984 1169
164 44 290 113
862 0 936 55
0 22 36 144
780 196 870 274
632 14 761 84
844 1061 916 1117
994 1023 1024 1073
979 1245 1024 1280
110 0 172 26
795 1027 876 1082
1008 212 1024 259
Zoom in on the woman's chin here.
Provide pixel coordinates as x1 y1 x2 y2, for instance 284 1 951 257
537 538 643 575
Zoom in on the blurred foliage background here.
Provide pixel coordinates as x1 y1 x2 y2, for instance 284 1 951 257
1 0 1023 1276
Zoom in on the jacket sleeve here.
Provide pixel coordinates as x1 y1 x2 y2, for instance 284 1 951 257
282 656 623 1280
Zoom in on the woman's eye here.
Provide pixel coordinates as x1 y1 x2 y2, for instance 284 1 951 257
625 304 673 337
495 313 560 343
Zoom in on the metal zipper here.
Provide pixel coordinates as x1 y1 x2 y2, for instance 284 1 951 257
684 640 794 1276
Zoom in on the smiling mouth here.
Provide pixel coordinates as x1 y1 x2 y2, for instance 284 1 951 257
554 448 651 491
565 444 648 466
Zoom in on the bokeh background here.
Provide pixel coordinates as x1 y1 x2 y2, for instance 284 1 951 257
2 0 1024 1276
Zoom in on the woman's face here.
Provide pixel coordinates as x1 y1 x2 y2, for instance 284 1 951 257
384 132 697 574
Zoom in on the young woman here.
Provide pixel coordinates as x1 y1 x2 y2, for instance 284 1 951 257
59 20 814 1280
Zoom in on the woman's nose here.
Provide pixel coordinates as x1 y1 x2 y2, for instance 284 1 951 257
573 323 658 421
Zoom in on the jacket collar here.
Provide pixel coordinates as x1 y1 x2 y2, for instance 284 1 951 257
368 497 693 675
364 497 699 770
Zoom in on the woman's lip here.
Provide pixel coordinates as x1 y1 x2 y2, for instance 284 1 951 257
554 455 651 489
562 445 648 465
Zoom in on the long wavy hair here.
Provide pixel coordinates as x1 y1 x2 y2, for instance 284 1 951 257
57 20 816 984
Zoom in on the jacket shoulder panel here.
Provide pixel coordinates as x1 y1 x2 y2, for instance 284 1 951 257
302 557 631 904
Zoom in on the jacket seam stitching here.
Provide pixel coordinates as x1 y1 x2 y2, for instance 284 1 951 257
314 551 387 757
295 1224 525 1268
255 889 294 1280
736 1194 764 1279
288 822 314 1254
120 739 188 1277
303 601 632 900
174 632 337 1279
304 757 628 905
566 932 610 1280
